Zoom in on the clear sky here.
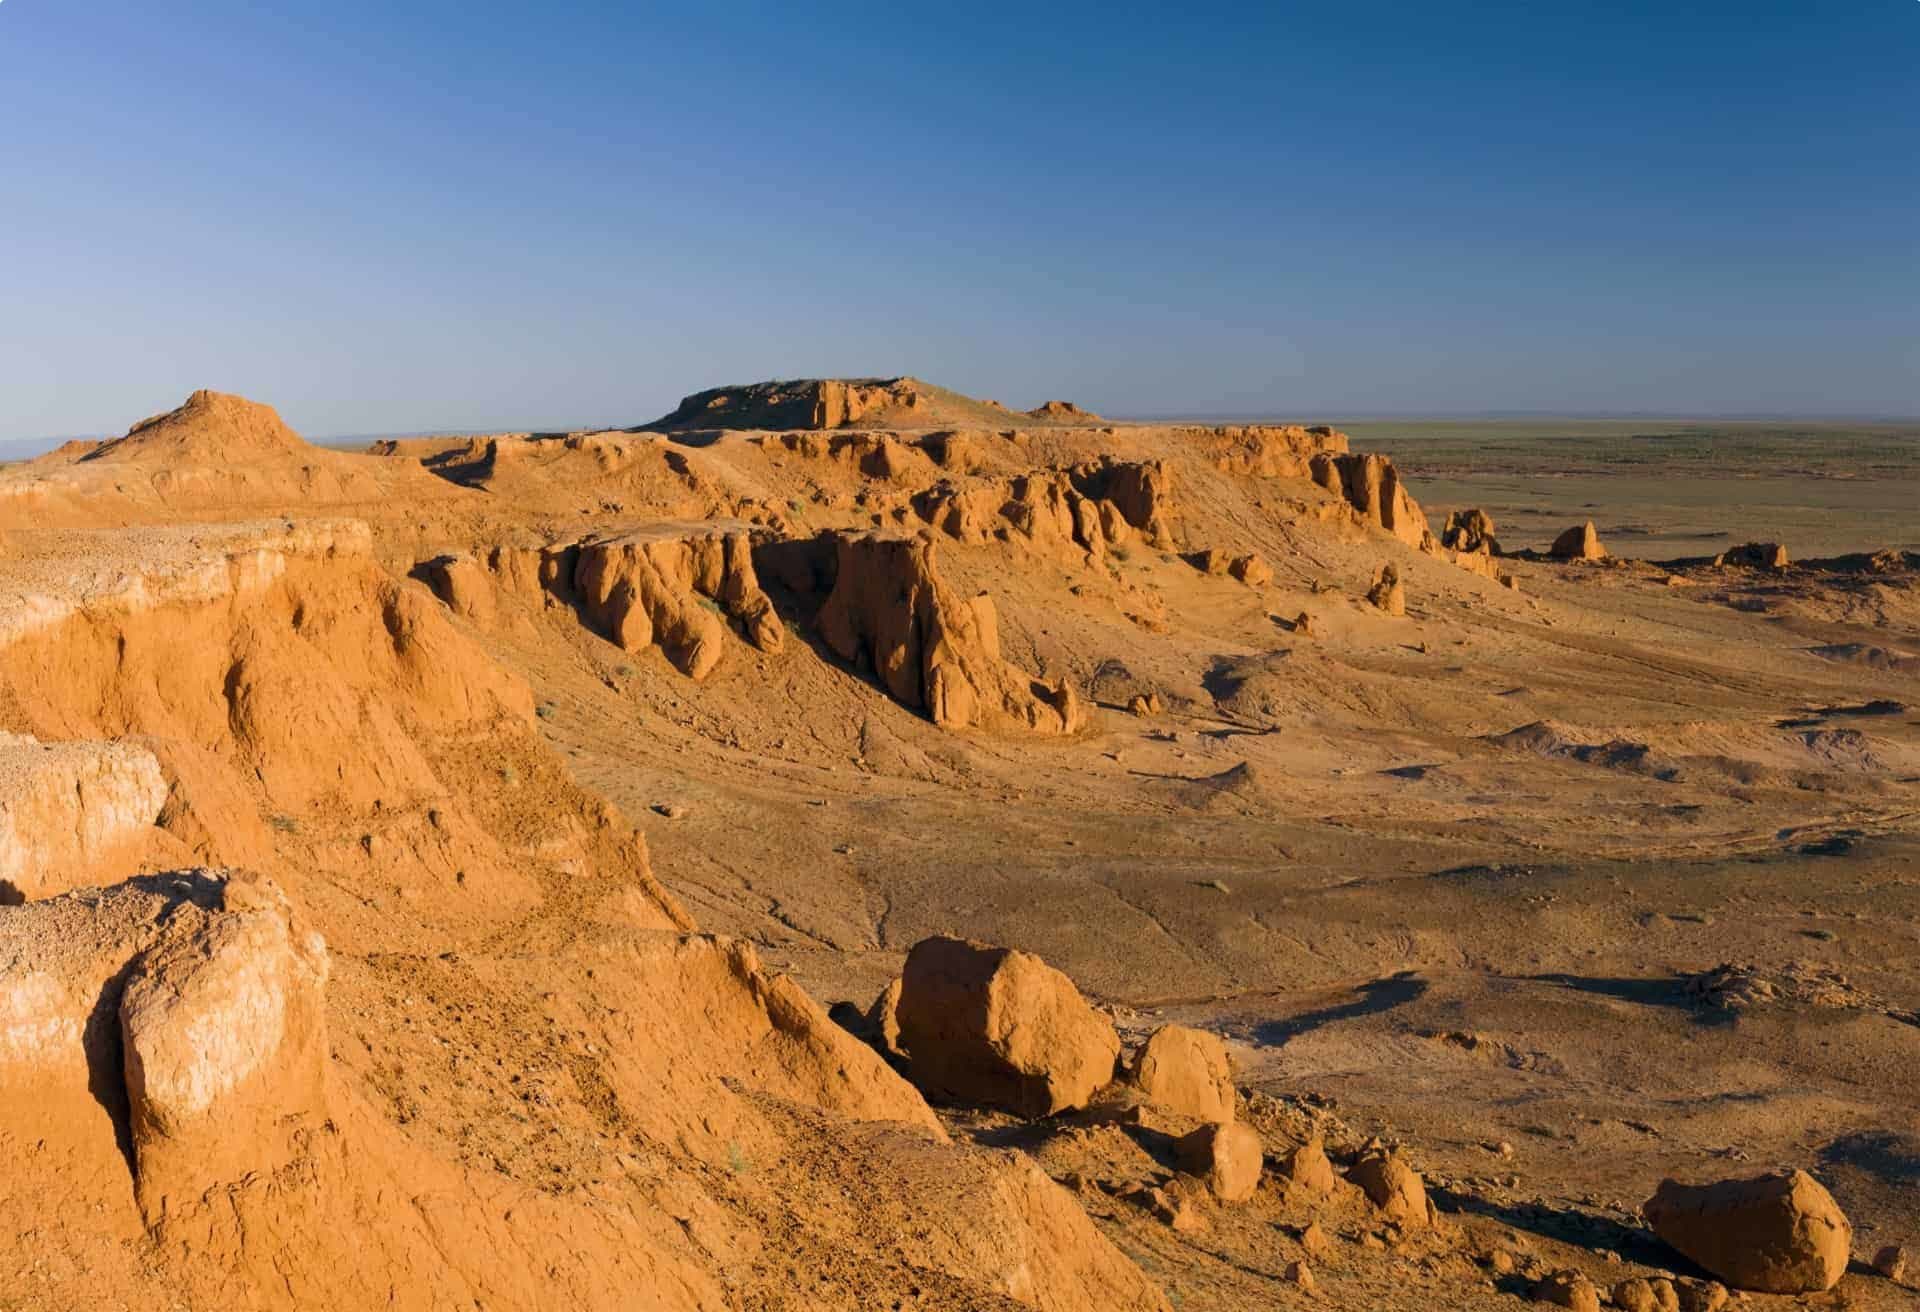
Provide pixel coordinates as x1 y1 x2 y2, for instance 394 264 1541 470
2 0 1916 446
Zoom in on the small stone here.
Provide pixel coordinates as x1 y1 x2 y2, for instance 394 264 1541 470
653 803 688 820
1129 1024 1235 1122
1143 1185 1205 1232
1284 1260 1315 1291
1300 1221 1331 1257
1612 1277 1681 1312
1346 1147 1432 1227
1275 1136 1341 1199
1872 1244 1909 1282
1175 1120 1263 1203
1672 1277 1727 1312
1531 1268 1600 1311
1489 1250 1518 1276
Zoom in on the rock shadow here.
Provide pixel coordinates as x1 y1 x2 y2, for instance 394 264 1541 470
1252 972 1429 1046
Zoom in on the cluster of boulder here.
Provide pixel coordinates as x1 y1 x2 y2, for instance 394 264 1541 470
846 935 1880 1304
851 936 1442 1254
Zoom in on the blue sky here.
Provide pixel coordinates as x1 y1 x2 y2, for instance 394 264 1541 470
2 1 1915 446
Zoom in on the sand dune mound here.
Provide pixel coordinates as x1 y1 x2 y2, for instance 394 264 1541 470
83 389 309 464
0 393 469 530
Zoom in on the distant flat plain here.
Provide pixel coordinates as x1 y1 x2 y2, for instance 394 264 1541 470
1336 417 1920 559
10 415 1913 560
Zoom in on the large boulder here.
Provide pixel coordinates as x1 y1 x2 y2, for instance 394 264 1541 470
1644 1170 1851 1293
894 936 1120 1117
1273 1136 1343 1199
1533 1269 1601 1311
1722 541 1789 570
1128 1024 1234 1122
1347 1146 1433 1227
1550 521 1607 561
1175 1120 1263 1203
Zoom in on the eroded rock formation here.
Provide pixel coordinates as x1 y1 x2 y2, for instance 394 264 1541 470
814 533 1084 734
1312 452 1429 548
571 527 782 678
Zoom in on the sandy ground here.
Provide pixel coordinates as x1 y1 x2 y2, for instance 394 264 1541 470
1 386 1914 1309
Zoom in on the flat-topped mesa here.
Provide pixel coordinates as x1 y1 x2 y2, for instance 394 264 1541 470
1197 424 1350 477
643 377 1103 433
1026 399 1101 420
812 531 1085 734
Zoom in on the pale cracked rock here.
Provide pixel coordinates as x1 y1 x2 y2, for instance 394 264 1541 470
0 732 166 901
1175 1120 1263 1203
1644 1169 1851 1293
1128 1024 1234 1122
120 874 331 1213
894 936 1120 1118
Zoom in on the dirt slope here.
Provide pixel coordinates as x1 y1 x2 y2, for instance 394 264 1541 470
2 379 1916 1311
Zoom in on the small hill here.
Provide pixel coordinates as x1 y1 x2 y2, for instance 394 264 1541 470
83 389 309 464
641 377 1101 432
